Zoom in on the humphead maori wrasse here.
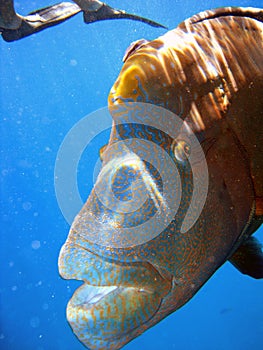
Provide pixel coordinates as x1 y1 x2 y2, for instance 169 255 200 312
59 7 263 350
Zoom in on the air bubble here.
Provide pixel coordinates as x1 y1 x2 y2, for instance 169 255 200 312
30 316 40 328
22 201 32 211
31 240 41 250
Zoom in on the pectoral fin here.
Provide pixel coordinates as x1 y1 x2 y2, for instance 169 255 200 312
229 236 263 279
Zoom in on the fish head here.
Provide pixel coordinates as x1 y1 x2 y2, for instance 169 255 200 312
59 28 255 349
58 97 211 349
58 98 238 350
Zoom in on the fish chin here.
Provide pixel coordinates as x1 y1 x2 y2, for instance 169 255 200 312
67 282 163 350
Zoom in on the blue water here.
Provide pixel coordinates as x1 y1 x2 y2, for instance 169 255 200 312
0 1 262 349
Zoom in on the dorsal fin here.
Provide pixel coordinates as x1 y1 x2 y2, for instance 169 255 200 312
181 7 263 27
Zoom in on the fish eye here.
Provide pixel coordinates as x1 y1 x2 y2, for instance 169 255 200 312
172 139 191 162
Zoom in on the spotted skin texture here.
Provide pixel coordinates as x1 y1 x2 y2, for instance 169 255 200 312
58 7 263 350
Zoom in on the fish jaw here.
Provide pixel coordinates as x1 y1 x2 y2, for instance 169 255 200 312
66 283 164 350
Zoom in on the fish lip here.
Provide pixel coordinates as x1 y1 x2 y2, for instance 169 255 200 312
60 239 172 294
67 282 163 347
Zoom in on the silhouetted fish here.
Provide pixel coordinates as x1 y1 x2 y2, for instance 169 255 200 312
0 0 166 42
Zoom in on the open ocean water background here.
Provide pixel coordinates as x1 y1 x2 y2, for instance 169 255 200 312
0 1 262 349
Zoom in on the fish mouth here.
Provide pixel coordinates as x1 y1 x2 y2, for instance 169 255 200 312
59 242 172 350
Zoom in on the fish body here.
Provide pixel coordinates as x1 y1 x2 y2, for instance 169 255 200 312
59 7 263 349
